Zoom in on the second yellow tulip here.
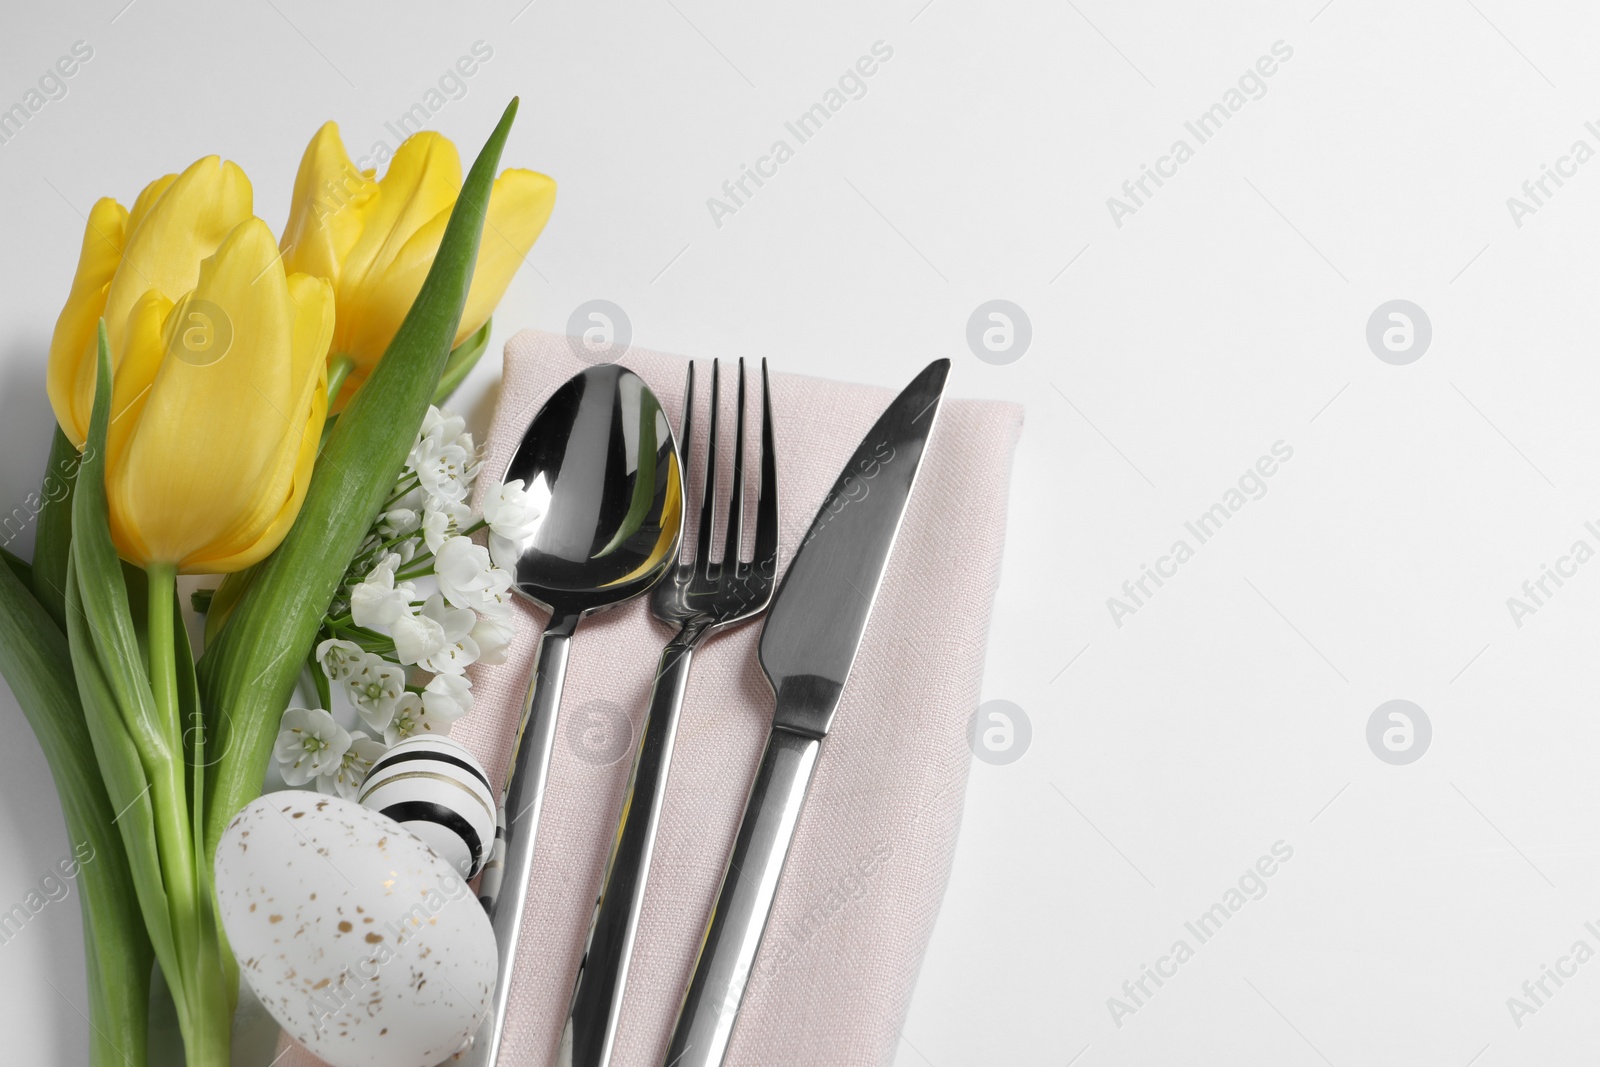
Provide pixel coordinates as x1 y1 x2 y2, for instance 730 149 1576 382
280 121 556 409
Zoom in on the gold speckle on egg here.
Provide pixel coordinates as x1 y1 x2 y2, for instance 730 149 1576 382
268 915 283 924
337 921 352 933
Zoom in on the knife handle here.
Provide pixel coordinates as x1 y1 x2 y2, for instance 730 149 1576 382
663 726 820 1067
562 639 695 1066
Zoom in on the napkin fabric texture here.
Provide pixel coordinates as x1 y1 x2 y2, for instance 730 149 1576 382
281 329 1022 1066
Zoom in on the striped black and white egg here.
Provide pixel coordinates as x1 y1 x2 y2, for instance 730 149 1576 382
358 735 496 879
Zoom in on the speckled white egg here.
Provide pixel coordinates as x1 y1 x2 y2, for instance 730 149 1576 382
358 735 497 880
214 793 496 1067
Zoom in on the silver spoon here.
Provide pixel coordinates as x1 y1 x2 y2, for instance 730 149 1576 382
465 364 684 1067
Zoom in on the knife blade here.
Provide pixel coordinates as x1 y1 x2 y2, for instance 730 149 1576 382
662 357 950 1067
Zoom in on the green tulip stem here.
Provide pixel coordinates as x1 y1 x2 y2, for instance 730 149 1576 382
383 475 421 508
146 564 181 753
326 354 356 407
432 318 492 405
145 561 228 1065
307 646 331 710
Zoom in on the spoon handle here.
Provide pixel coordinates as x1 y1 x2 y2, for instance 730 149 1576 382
560 637 696 1066
467 620 576 1067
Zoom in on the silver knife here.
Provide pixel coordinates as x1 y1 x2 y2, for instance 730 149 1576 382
661 357 951 1067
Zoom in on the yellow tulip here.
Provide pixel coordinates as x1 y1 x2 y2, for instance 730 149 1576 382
280 121 556 409
47 155 253 449
101 219 335 573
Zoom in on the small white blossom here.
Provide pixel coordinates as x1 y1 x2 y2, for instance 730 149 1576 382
349 555 415 628
410 435 473 503
422 497 474 555
474 567 517 619
488 534 521 572
377 507 421 539
420 406 467 447
317 730 387 800
472 615 514 666
273 708 351 786
480 478 540 535
422 672 473 721
413 593 480 675
389 484 425 514
434 536 496 610
391 606 447 667
482 479 541 569
317 639 365 682
385 692 455 746
347 654 407 733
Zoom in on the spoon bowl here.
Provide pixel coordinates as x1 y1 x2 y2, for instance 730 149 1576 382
466 363 683 1067
504 364 682 608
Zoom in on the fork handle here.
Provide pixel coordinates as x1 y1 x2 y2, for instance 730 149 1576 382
560 639 696 1066
663 725 820 1067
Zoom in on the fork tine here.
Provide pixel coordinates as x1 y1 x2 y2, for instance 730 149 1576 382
678 362 695 562
753 358 778 571
696 359 720 571
723 359 747 567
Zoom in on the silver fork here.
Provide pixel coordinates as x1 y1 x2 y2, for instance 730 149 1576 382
559 358 779 1067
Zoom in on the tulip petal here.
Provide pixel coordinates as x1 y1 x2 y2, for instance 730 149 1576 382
199 272 332 573
102 155 252 358
456 169 556 346
336 168 555 393
332 132 462 367
47 197 128 447
126 172 178 237
279 122 377 291
105 290 174 468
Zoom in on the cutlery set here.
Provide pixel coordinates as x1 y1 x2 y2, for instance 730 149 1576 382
466 355 951 1067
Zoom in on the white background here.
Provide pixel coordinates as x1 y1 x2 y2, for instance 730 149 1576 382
2 1 1598 1064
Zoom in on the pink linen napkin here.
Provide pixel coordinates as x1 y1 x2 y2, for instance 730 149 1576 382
279 329 1022 1066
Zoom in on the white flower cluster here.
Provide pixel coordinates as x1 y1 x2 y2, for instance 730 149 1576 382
272 406 538 799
